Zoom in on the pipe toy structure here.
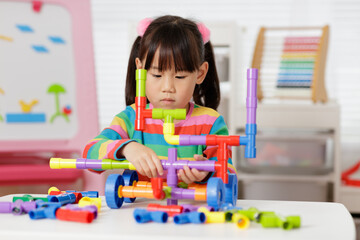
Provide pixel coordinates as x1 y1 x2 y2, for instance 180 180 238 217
49 68 258 210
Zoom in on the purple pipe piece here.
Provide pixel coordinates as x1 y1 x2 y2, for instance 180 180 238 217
167 199 178 205
0 202 12 213
171 188 195 200
77 158 102 169
12 200 36 215
181 204 215 212
179 135 206 145
246 68 258 124
161 160 215 172
181 204 199 212
166 148 178 188
65 205 98 219
76 158 87 169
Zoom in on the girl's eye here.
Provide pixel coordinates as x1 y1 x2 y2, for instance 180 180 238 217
175 76 186 79
152 74 161 78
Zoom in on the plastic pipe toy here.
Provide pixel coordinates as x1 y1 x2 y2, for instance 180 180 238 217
47 186 98 198
147 203 183 217
49 68 258 211
133 209 168 223
56 208 95 223
0 202 12 213
198 207 227 223
235 207 259 221
173 212 206 224
0 200 36 215
135 69 186 131
28 202 61 220
65 205 98 219
48 193 76 205
78 197 101 211
13 194 48 203
181 204 214 213
232 213 250 229
11 200 37 215
66 190 99 198
259 212 301 230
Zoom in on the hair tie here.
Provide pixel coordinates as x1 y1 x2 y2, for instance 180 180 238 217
197 23 210 44
137 18 152 37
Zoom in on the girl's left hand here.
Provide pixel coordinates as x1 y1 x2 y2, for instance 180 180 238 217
178 154 209 184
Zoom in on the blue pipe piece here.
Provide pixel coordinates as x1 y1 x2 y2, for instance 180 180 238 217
28 202 61 220
66 190 99 198
47 193 76 205
133 209 168 223
244 123 257 158
174 212 206 224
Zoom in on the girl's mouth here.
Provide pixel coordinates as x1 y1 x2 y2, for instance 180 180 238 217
161 98 175 105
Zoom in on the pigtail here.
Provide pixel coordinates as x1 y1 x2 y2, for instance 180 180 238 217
125 36 142 106
193 41 221 110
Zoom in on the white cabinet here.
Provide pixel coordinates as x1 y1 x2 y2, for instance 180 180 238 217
205 23 341 203
234 101 341 202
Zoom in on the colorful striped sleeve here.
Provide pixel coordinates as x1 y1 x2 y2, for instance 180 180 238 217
203 115 236 174
82 106 136 160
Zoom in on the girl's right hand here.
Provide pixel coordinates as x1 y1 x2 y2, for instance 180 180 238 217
121 142 163 178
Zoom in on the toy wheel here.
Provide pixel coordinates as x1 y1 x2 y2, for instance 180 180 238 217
206 177 225 210
105 174 124 209
123 170 138 203
224 173 238 206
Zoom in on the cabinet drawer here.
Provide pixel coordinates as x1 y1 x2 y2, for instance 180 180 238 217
237 129 333 175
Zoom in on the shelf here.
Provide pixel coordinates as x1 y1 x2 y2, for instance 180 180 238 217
235 100 340 129
237 171 334 183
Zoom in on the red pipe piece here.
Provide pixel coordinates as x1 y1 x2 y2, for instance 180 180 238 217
56 209 94 223
151 177 165 200
147 204 183 217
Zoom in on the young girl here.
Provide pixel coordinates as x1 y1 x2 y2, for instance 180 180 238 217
83 15 235 184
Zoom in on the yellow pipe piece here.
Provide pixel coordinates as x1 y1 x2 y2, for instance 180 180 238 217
163 122 180 145
198 207 226 223
232 213 250 229
164 134 180 145
48 186 62 195
49 158 77 169
129 164 137 170
78 197 102 211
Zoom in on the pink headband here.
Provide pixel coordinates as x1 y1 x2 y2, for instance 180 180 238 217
136 18 211 44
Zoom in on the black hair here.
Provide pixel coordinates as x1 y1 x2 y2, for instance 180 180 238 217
125 15 220 110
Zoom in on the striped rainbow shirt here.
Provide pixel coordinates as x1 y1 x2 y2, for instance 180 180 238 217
83 102 236 176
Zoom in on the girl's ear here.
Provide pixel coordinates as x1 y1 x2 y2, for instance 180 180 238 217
135 58 143 69
196 61 209 84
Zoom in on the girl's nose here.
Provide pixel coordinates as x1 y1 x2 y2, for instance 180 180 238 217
161 77 175 93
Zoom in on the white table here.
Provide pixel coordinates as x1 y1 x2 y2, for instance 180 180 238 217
0 194 356 240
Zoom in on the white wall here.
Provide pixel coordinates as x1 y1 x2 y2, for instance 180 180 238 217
90 0 360 167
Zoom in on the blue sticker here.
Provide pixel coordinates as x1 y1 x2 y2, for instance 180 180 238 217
16 24 34 33
6 113 46 123
49 36 66 44
32 45 49 53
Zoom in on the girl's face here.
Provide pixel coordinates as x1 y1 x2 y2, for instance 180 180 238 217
136 49 208 112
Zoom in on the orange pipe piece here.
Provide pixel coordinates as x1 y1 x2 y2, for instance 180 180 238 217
194 187 207 201
121 186 155 199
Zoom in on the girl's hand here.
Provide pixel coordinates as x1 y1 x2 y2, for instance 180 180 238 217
178 154 209 184
121 142 163 178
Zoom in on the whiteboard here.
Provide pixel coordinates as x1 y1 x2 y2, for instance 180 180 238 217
0 0 98 152
0 1 78 140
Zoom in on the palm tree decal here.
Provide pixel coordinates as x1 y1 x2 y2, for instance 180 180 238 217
0 87 4 122
48 84 69 123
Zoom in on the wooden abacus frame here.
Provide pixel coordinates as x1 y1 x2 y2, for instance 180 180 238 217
251 25 329 103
